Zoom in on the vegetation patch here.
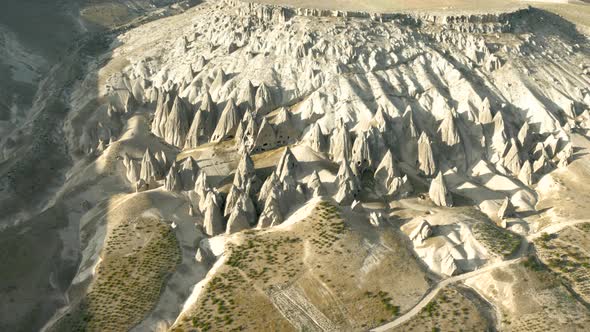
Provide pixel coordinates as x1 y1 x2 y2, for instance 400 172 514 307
175 200 424 331
472 221 521 258
51 217 181 331
535 223 590 303
392 286 491 332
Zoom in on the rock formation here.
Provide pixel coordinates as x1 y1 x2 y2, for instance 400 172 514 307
306 170 326 197
498 197 515 220
335 158 361 205
140 148 163 186
329 120 351 162
164 162 181 192
410 220 433 244
351 132 373 171
429 172 453 207
164 96 191 147
305 123 325 153
211 100 241 142
203 191 224 236
179 156 199 190
256 187 284 228
374 150 411 197
226 200 252 234
418 132 437 177
275 147 299 182
439 109 461 146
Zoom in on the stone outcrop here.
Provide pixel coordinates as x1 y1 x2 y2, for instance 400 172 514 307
335 158 361 205
502 139 521 175
179 156 199 190
211 100 241 142
140 148 163 186
123 153 139 184
306 170 326 197
518 160 533 185
351 132 373 171
256 187 284 228
226 199 252 234
498 197 515 220
275 147 299 182
439 109 461 146
479 97 493 124
203 191 224 236
418 132 437 177
164 162 182 192
164 96 191 147
255 83 274 116
374 150 411 197
429 172 453 207
329 120 351 163
305 123 325 153
253 118 277 152
410 220 433 244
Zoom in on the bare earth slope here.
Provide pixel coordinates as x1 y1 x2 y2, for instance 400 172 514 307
1 0 590 331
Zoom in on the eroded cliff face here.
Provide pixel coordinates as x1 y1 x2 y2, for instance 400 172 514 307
3 0 590 330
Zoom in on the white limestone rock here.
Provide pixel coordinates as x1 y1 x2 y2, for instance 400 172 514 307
305 122 325 153
203 191 224 236
164 162 181 192
330 120 351 163
140 148 163 185
256 187 284 229
162 97 191 147
306 170 326 197
226 200 252 234
498 197 515 220
179 156 199 191
276 147 299 182
211 99 241 142
429 172 453 207
410 220 433 244
418 132 437 177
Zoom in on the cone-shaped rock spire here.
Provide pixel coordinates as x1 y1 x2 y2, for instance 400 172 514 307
211 100 241 142
418 132 437 177
518 160 533 185
238 80 256 111
351 132 373 171
179 156 200 190
164 96 191 147
498 197 515 220
307 170 326 197
185 110 206 148
256 188 284 228
140 148 163 184
439 109 461 146
305 123 325 153
253 118 276 152
276 147 299 182
330 120 351 162
255 83 274 116
502 139 521 175
403 106 419 139
479 97 493 124
335 159 361 204
226 199 252 234
203 192 224 236
374 150 409 197
164 163 181 192
429 172 453 207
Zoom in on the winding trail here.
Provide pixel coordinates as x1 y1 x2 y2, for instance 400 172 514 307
370 256 524 331
371 218 590 332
